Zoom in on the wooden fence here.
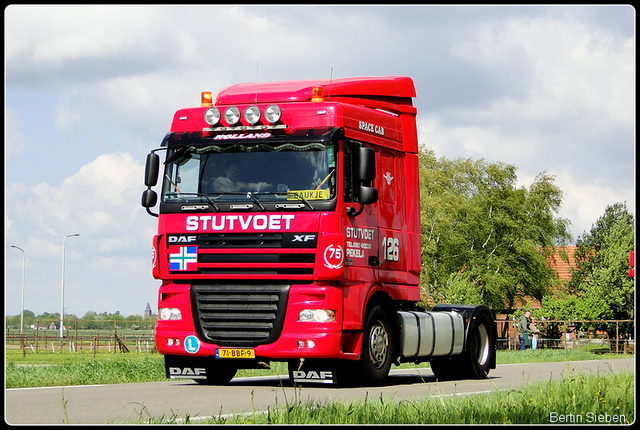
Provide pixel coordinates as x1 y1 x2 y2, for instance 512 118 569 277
495 318 635 353
6 320 156 354
6 318 635 355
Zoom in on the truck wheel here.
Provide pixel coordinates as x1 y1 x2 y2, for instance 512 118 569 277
194 364 237 385
466 313 493 378
430 313 493 381
429 356 457 380
360 305 395 385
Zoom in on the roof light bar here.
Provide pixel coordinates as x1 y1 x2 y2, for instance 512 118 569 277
200 98 283 130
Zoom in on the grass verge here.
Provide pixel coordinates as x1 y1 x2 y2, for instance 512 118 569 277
5 348 631 389
193 369 634 425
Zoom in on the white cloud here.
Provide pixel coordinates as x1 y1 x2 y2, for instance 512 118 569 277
5 108 28 160
450 16 634 132
5 152 158 315
7 5 166 69
6 153 143 234
557 171 635 238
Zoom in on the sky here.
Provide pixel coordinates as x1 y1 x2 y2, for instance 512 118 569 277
4 5 635 318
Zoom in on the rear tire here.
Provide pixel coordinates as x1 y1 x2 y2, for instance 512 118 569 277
430 313 494 380
467 314 493 378
430 356 458 381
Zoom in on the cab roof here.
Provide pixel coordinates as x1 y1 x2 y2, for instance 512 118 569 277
215 76 416 106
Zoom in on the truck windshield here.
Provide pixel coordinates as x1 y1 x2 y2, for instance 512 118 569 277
162 142 336 207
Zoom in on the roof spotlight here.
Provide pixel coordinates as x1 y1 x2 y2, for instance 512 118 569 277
224 106 241 126
244 105 261 125
204 107 221 125
265 104 281 124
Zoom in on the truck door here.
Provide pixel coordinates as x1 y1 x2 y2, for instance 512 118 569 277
342 141 380 274
376 149 406 281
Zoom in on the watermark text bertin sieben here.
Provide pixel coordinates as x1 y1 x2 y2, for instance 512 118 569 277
549 412 627 424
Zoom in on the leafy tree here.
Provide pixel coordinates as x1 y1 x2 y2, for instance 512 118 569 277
6 310 154 328
5 314 20 329
81 311 98 320
418 148 571 313
540 291 611 321
36 312 59 323
566 202 635 321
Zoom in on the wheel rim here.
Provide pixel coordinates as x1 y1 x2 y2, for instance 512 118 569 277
368 320 388 370
474 323 490 366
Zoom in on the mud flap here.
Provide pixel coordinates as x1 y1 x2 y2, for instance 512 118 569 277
288 359 338 385
165 355 209 380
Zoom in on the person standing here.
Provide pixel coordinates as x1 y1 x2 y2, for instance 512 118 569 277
529 316 542 350
517 310 532 350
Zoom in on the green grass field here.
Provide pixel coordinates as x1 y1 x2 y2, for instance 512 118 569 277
5 348 630 389
201 370 634 425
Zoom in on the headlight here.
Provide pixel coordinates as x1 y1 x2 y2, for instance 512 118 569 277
224 106 241 125
204 107 221 125
244 105 261 125
298 309 336 323
264 104 281 124
159 308 182 321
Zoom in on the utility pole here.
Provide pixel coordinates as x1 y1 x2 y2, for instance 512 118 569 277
61 233 80 338
10 244 25 335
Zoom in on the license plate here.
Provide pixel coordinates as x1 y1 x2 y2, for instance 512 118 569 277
215 348 255 359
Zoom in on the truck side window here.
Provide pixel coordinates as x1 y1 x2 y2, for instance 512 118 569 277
343 142 356 203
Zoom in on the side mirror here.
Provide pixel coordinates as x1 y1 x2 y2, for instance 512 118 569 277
358 186 378 205
347 146 378 217
144 153 160 187
141 189 158 208
355 147 376 183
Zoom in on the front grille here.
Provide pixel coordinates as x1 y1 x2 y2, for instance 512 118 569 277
199 233 285 248
191 283 290 347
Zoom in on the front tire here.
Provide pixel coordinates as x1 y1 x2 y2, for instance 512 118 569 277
359 305 395 385
194 364 237 385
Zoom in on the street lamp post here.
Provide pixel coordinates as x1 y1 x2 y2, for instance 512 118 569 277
61 233 80 338
10 244 25 335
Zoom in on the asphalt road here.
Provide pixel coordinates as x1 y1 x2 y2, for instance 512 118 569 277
5 358 634 424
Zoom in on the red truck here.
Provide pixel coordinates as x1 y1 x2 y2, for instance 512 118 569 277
142 76 496 385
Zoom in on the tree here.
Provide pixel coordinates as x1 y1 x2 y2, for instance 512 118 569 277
567 202 635 321
419 148 571 313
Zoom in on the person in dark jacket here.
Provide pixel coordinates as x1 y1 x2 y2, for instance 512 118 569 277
517 310 532 350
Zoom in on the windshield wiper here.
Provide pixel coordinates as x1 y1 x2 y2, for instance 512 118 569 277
169 191 316 211
167 192 220 212
246 192 266 211
287 191 315 210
